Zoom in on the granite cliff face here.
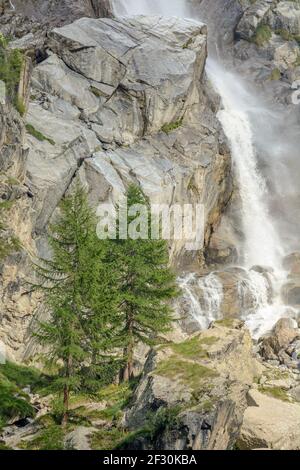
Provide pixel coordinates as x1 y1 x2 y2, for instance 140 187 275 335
1 0 300 451
0 13 233 360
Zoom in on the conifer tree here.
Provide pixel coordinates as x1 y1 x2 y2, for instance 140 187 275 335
33 184 119 425
111 185 178 381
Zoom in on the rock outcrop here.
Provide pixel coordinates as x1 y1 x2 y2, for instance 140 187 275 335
0 14 234 360
238 388 300 450
259 317 300 365
124 320 262 450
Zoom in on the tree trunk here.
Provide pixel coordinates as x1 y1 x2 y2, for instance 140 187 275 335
61 356 72 427
62 383 69 427
120 313 134 382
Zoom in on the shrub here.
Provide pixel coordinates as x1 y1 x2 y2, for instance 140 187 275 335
25 124 55 145
0 35 23 107
251 24 272 47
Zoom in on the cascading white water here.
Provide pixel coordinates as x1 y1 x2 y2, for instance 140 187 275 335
206 61 284 270
238 270 270 313
206 61 292 337
113 0 189 17
179 273 223 329
111 0 294 337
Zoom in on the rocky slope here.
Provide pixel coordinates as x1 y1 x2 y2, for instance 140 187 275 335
1 318 300 450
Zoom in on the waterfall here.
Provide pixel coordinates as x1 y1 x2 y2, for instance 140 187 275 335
238 271 270 313
112 0 189 17
110 0 294 338
206 61 284 270
179 273 223 329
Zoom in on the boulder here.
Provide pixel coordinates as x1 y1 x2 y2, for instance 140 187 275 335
283 252 300 275
282 279 300 307
259 317 300 361
238 388 300 450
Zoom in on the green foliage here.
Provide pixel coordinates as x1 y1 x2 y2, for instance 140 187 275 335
0 381 35 425
146 406 180 441
0 442 12 450
170 335 218 360
0 361 51 430
91 427 128 450
161 118 183 134
258 385 291 402
25 124 55 145
19 425 65 450
269 68 281 81
33 183 120 424
115 428 151 449
275 28 300 44
155 356 218 392
0 361 50 393
215 318 237 328
93 382 133 422
110 184 178 379
0 34 23 108
251 24 272 47
15 97 26 116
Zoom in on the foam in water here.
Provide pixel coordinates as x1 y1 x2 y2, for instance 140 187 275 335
238 270 270 312
179 273 223 329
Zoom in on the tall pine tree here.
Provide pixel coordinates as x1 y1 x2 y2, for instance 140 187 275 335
33 184 119 425
111 185 178 381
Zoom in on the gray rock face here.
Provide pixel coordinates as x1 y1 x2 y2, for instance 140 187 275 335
236 0 273 40
271 1 300 35
0 15 232 359
26 14 230 252
0 0 113 37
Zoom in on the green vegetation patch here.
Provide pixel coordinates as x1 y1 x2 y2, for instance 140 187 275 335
269 68 281 81
19 425 65 450
26 124 55 146
215 318 237 328
0 362 49 393
91 427 129 450
0 381 35 428
155 356 218 392
161 118 183 134
0 201 22 261
258 385 291 402
170 335 218 360
0 362 52 430
0 33 24 109
275 28 300 44
251 24 272 47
